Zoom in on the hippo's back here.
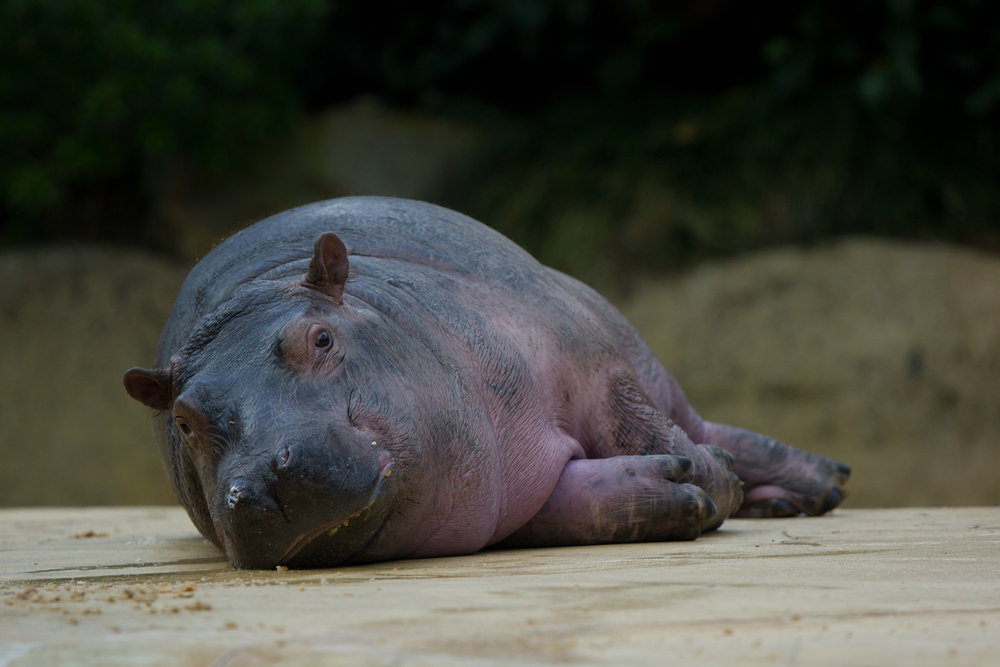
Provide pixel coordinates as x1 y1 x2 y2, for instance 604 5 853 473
157 197 543 366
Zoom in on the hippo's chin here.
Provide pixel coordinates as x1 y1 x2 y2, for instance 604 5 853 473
278 503 389 568
225 459 396 570
278 472 392 568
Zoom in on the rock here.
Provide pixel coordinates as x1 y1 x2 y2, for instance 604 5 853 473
0 247 185 506
619 238 1000 508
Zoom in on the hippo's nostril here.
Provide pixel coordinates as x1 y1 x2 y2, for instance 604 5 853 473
227 484 247 510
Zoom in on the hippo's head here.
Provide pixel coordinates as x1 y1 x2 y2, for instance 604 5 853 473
124 233 420 569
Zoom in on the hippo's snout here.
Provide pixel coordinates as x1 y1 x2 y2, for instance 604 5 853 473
226 482 248 509
224 478 271 514
218 430 390 570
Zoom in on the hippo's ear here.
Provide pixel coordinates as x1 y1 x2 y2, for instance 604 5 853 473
304 232 349 304
123 367 172 411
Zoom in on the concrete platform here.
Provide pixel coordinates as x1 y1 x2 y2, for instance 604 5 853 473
1 507 997 666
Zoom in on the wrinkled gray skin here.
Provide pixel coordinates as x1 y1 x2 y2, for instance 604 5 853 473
124 197 849 570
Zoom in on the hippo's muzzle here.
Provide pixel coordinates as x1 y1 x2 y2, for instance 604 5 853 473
216 427 394 569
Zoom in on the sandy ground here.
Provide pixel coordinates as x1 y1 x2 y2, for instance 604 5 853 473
1 506 998 666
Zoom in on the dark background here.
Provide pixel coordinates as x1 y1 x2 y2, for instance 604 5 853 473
3 0 998 275
2 0 999 509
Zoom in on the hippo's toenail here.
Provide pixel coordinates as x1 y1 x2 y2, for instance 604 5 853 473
773 499 798 517
703 496 717 519
820 487 844 514
753 498 797 517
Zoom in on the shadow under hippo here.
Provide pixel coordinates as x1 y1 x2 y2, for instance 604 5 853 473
124 197 850 569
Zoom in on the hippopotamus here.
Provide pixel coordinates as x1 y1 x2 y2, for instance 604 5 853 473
124 197 849 569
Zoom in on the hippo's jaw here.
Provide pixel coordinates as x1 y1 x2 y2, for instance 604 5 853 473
276 458 397 567
215 439 398 570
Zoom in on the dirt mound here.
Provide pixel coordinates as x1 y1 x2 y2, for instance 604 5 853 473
620 238 1000 507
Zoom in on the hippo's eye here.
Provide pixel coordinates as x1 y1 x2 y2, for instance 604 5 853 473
175 417 192 437
305 323 337 361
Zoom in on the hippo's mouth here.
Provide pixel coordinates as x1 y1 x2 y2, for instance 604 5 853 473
277 460 396 566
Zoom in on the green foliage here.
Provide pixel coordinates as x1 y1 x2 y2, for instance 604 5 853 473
2 0 998 260
456 88 999 288
0 0 325 228
757 1 1000 113
306 0 1000 117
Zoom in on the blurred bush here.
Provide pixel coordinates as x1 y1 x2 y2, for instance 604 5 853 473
306 0 1000 113
455 85 1000 288
2 0 998 265
0 0 325 243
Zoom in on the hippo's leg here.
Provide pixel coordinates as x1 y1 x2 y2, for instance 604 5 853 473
497 455 718 548
583 373 745 533
700 424 851 517
634 356 851 517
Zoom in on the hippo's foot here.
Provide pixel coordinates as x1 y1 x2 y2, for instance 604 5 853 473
497 454 735 549
709 426 851 518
